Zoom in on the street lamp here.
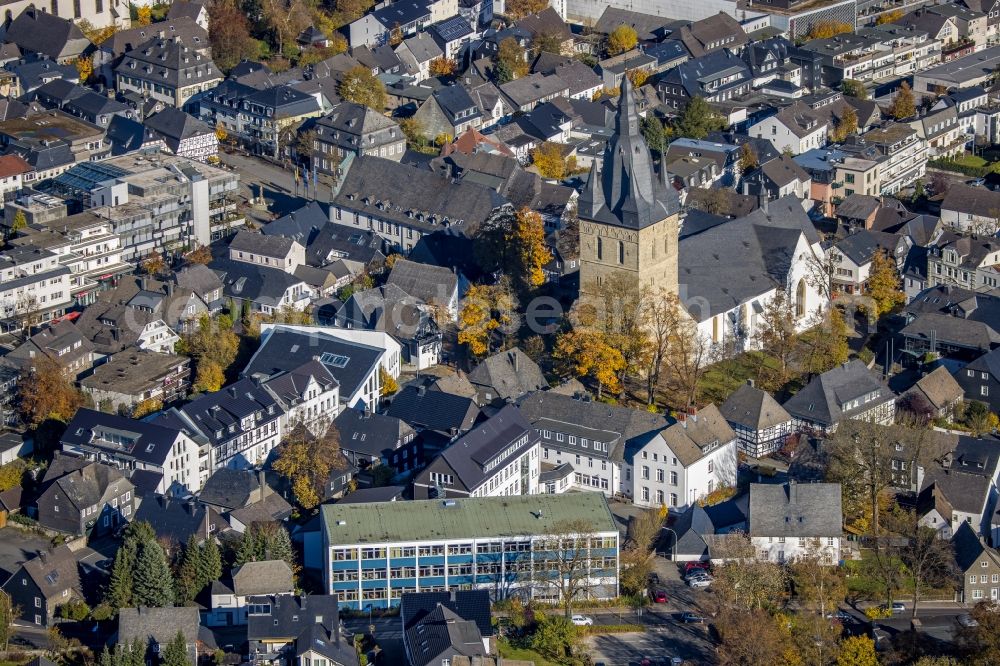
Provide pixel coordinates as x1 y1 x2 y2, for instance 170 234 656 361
661 526 678 561
365 604 374 637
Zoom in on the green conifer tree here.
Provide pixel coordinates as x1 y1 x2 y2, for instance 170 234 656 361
199 539 222 589
161 631 191 666
175 536 201 603
133 541 175 608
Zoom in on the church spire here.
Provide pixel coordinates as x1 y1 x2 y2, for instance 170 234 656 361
615 73 640 137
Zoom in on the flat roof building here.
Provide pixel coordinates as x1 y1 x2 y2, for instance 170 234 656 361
321 493 620 609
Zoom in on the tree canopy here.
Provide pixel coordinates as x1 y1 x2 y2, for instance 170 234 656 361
339 66 387 109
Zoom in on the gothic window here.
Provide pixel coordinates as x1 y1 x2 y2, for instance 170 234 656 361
618 241 624 264
597 236 603 261
795 279 806 318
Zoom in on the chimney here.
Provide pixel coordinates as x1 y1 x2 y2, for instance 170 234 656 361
678 412 687 428
417 385 426 397
788 479 797 504
141 277 149 291
166 282 174 296
746 378 754 388
258 469 269 500
511 350 518 372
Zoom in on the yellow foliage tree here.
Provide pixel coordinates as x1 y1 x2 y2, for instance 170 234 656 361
627 69 649 88
506 0 547 20
867 249 905 316
429 57 458 76
876 9 904 24
136 5 152 27
807 20 853 40
379 366 398 396
553 329 626 399
74 56 93 83
458 284 499 357
215 122 228 143
607 24 638 56
273 425 345 509
531 142 567 179
837 636 879 666
510 207 551 290
889 81 916 120
194 361 225 393
339 65 387 110
496 37 529 83
132 398 163 419
18 356 86 427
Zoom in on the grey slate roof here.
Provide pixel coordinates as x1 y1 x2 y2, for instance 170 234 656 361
210 258 306 307
118 606 200 663
333 407 415 459
333 156 504 236
5 9 90 61
719 382 792 431
467 348 546 402
386 384 480 434
922 435 1000 515
116 36 221 88
242 326 383 403
198 468 265 510
782 360 894 427
834 229 904 266
12 544 99 599
748 482 842 537
386 258 457 308
144 107 213 142
578 75 680 230
61 409 184 467
906 366 964 411
232 560 294 596
404 604 486 666
647 404 737 468
900 312 1000 352
229 230 298 258
942 183 1000 218
132 495 223 544
247 594 340 641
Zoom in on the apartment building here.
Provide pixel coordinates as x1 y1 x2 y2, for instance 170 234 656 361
321 493 620 609
7 210 132 307
115 36 223 108
927 235 1000 292
413 405 541 499
45 152 241 259
0 245 72 328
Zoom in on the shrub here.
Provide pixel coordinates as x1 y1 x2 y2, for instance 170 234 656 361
576 624 645 635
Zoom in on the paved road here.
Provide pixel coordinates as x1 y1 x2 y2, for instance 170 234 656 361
218 150 323 218
343 616 405 665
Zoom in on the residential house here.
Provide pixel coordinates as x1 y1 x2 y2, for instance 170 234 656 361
921 435 1000 538
835 193 881 230
953 522 1000 604
4 9 90 64
626 405 738 510
743 155 812 200
1 543 104 627
666 12 748 58
0 153 30 202
412 404 540 499
499 73 569 113
166 1 210 30
748 481 843 564
517 8 574 55
115 36 223 108
395 33 444 83
955 347 1000 412
386 384 480 442
321 493 619 609
941 184 1000 234
467 348 546 406
413 85 484 141
94 17 210 89
144 108 218 161
132 495 227 546
61 409 202 495
0 244 72 328
783 359 896 433
597 48 657 89
427 16 478 61
229 231 305 274
903 366 965 420
197 469 292 533
247 595 355 666
828 229 910 295
750 102 828 156
207 560 294 627
310 102 406 174
386 258 460 321
1 320 95 379
175 264 225 312
36 458 136 536
334 283 442 370
516 391 667 498
927 234 1000 292
79 349 191 415
332 407 419 472
401 590 493 666
657 50 752 109
348 0 433 48
117 606 202 666
910 104 965 160
719 380 793 458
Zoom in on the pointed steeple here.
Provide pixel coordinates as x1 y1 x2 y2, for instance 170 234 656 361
615 73 640 137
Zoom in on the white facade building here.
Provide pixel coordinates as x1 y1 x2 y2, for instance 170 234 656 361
748 482 843 565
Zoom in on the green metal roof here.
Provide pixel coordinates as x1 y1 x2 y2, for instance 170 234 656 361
321 493 619 545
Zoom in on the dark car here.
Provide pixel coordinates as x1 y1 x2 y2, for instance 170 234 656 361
680 612 705 624
651 589 668 603
685 561 710 573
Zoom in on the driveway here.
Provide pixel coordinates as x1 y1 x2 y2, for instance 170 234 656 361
586 625 715 666
0 526 50 583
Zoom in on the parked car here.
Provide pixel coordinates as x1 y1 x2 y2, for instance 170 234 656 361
685 561 710 573
958 613 979 628
834 610 853 622
571 615 593 626
648 572 660 585
651 589 668 603
684 569 712 581
680 612 705 624
688 577 712 588
891 602 905 614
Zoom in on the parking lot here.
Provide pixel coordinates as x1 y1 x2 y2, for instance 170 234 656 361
586 622 715 666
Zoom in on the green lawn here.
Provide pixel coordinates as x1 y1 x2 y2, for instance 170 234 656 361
697 351 786 406
951 154 988 168
498 642 564 666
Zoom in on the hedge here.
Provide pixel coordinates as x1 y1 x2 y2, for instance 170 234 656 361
928 158 988 178
577 624 646 636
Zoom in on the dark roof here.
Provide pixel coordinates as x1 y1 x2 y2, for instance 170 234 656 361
144 107 213 142
922 435 1000 515
386 258 458 307
5 9 89 61
247 594 340 641
333 407 415 459
337 485 405 504
166 1 207 22
748 482 842 537
578 76 680 230
209 257 308 307
900 312 1000 352
386 385 480 434
333 156 503 236
952 521 998 572
242 326 383 402
467 348 546 402
834 229 904 266
116 36 221 87
594 7 672 40
402 604 487 666
719 382 792 431
132 495 221 544
61 409 185 467
782 360 894 427
263 201 329 245
9 543 100 599
401 589 492 637
198 468 264 510
118 606 201 664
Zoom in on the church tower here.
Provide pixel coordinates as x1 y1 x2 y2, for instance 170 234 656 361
578 75 681 301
